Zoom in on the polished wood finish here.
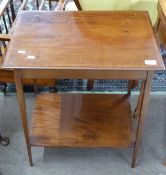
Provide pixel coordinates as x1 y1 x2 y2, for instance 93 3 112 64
0 0 17 94
127 80 139 95
14 70 33 166
4 11 164 167
20 69 148 80
71 2 157 91
30 93 132 147
0 3 56 92
132 71 154 168
0 45 55 88
0 69 55 85
134 81 145 119
4 11 164 70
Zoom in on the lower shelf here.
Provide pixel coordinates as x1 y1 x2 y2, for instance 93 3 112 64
30 93 132 147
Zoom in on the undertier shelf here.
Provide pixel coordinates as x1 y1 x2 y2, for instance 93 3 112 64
30 93 132 147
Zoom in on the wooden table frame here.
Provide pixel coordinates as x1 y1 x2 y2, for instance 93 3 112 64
14 69 153 168
3 11 164 168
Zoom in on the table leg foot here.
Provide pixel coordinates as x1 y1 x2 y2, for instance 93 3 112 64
28 145 33 166
131 148 137 168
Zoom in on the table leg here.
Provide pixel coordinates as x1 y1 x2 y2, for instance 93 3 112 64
33 79 39 95
10 0 16 21
128 80 139 95
134 80 145 119
127 80 133 95
36 0 39 10
87 80 94 91
131 71 154 168
14 70 33 166
48 0 52 10
73 0 82 10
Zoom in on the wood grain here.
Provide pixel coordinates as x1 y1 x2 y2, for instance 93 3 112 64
14 70 33 166
3 11 164 71
0 69 56 86
0 1 56 88
5 10 164 167
132 71 154 168
30 93 133 147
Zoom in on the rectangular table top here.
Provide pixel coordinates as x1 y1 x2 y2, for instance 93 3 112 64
3 11 165 71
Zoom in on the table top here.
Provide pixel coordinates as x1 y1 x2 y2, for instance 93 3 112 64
3 11 165 70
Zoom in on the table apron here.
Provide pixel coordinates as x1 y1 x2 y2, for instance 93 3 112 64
18 69 148 80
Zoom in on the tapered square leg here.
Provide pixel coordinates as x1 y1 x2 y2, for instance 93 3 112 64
14 70 33 166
